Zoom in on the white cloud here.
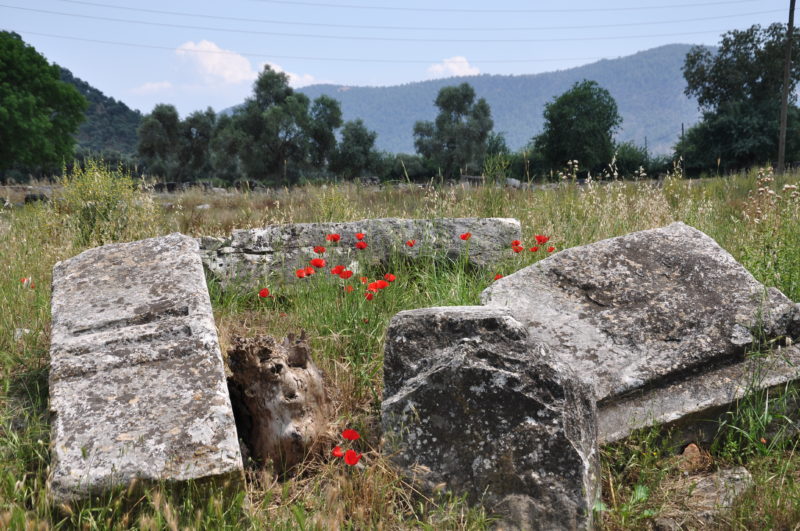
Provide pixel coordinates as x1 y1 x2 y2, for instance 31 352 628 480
131 81 173 94
427 56 480 78
176 40 257 84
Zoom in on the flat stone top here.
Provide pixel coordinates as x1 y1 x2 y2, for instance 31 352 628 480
482 222 800 403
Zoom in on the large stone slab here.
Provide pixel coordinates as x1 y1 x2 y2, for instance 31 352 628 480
382 306 598 529
49 233 243 503
481 222 800 443
199 217 520 282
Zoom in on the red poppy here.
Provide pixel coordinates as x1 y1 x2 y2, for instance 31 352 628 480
459 232 471 241
310 258 326 268
344 285 354 293
20 277 27 284
384 273 396 282
355 241 368 250
355 232 365 240
313 245 326 254
339 270 353 279
530 246 539 252
406 239 416 247
494 274 503 280
535 234 550 244
364 292 374 301
342 429 360 440
511 240 521 247
326 233 341 242
376 279 389 289
360 276 368 284
367 282 380 292
512 245 524 253
547 246 555 253
344 449 362 466
258 288 270 298
331 265 345 275
295 269 306 279
304 266 315 275
332 446 344 458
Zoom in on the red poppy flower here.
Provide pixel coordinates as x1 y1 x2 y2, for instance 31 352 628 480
344 449 362 466
365 292 374 300
355 232 365 240
535 234 550 244
459 232 471 241
547 246 555 253
313 245 326 254
332 446 344 458
494 274 503 280
512 245 524 253
344 285 354 293
331 265 345 275
258 288 270 298
360 276 368 284
20 277 27 284
406 239 416 247
304 266 315 275
295 269 306 279
342 429 360 440
376 279 389 289
339 270 353 279
310 258 326 268
325 233 341 242
530 246 539 252
511 240 521 247
355 241 368 250
384 273 396 282
367 282 380 292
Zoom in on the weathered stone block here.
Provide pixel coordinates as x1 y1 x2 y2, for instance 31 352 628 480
481 222 800 442
49 233 243 503
382 306 598 530
199 217 520 282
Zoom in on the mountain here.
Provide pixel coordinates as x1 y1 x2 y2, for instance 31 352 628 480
60 67 143 155
295 44 703 155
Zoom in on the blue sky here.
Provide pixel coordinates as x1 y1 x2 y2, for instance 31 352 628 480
1 0 791 116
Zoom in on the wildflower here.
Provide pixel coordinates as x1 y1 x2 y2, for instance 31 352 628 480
535 235 550 244
310 258 326 268
295 269 307 279
344 449 362 466
494 274 503 280
529 246 539 252
258 288 270 298
304 266 315 276
376 279 389 289
344 285 354 293
20 277 34 288
342 429 360 440
367 282 380 292
332 446 345 458
355 241 368 250
384 273 396 282
360 276 368 284
355 232 365 240
339 270 353 279
511 240 521 247
459 232 471 241
365 292 374 301
512 245 523 253
406 239 416 247
313 245 326 254
547 246 555 253
326 233 341 242
331 265 345 275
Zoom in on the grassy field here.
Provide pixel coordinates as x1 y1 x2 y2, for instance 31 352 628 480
2 164 800 529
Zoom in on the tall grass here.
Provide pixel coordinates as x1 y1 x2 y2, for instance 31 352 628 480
1 164 799 528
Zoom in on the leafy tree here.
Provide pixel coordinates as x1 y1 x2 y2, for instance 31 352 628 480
681 24 800 172
534 80 621 175
137 103 180 179
177 108 216 180
413 83 494 178
0 31 87 172
613 141 649 178
330 119 379 179
209 114 245 183
308 95 343 167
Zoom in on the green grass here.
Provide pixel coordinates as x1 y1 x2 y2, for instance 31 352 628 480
2 164 800 528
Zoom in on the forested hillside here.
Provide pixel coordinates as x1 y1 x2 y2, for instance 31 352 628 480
297 44 703 155
60 67 142 155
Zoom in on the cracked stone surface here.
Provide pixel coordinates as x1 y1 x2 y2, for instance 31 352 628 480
48 233 243 504
382 306 598 530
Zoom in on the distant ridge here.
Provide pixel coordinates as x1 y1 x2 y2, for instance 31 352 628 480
292 44 703 155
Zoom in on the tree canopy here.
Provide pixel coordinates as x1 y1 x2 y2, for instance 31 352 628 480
534 80 621 174
413 83 494 178
0 31 87 172
330 119 379 178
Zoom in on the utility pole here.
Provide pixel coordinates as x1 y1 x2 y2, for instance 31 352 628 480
778 0 796 174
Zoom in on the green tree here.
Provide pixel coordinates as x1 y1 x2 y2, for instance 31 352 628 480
137 103 180 179
0 31 87 173
177 107 216 181
330 119 379 179
681 24 800 172
413 83 494 178
534 80 621 175
308 95 343 167
209 114 245 184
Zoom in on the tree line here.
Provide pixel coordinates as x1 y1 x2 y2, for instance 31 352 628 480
2 24 799 184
